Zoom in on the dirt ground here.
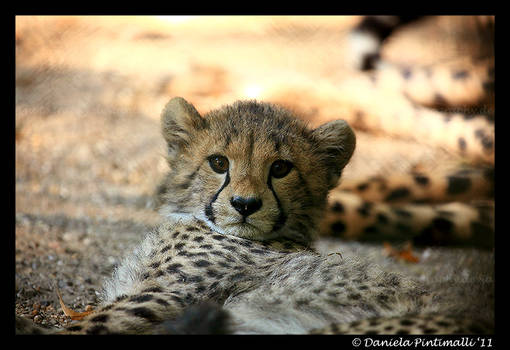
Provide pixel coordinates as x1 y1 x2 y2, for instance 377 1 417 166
15 16 494 332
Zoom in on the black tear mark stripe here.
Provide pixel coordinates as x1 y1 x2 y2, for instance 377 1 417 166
205 171 231 224
267 175 287 232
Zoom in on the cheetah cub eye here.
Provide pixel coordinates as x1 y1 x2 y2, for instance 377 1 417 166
270 160 294 179
208 155 229 174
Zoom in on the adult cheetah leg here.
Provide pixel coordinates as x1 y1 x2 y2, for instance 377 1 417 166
321 191 494 248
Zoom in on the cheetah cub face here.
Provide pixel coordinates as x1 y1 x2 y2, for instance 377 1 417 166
159 97 355 244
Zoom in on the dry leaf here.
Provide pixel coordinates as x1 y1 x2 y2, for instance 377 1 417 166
56 286 94 320
383 241 419 263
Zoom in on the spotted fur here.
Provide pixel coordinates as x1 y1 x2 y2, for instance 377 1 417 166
345 16 494 162
340 166 494 204
321 165 494 247
310 314 493 335
151 18 495 249
16 98 493 335
312 16 495 247
322 192 494 248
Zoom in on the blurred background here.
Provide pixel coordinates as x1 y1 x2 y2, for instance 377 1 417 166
15 16 494 330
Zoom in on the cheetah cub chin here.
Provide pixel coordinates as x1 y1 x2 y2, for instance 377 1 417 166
157 97 355 244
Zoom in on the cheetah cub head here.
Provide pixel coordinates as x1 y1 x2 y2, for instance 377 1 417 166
159 97 355 244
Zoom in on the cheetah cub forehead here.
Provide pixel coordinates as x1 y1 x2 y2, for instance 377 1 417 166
159 97 355 244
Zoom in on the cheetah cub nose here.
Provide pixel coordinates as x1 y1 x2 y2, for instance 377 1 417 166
230 196 263 217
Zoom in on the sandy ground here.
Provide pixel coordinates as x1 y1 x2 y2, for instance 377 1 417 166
15 16 494 332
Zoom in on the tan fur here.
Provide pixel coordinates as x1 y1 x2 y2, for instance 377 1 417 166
15 98 492 335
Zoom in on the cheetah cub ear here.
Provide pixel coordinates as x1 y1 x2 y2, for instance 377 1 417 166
161 97 208 159
312 119 356 189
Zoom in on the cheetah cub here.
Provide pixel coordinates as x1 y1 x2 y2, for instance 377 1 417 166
16 98 490 334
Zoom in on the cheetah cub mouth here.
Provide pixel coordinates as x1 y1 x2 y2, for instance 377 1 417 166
158 97 355 244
